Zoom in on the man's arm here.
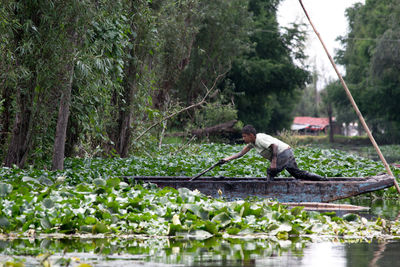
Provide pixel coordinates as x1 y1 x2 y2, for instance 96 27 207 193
270 144 278 169
222 145 251 162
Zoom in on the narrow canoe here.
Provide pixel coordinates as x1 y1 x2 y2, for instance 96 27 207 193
124 173 395 203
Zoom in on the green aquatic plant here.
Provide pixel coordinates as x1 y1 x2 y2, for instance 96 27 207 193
0 144 399 238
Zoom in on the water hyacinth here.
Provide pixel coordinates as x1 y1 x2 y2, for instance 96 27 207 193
0 175 398 239
0 144 399 238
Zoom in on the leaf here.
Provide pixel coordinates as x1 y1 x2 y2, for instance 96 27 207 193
237 228 254 235
277 223 292 232
39 177 54 186
0 183 13 197
0 216 10 228
226 227 240 235
167 223 183 236
42 199 54 209
93 223 108 234
311 223 325 233
93 178 106 187
40 217 52 229
85 217 97 225
188 230 213 239
183 204 209 220
80 225 94 233
211 212 231 227
178 187 194 202
204 221 219 235
290 206 303 217
106 178 120 188
22 176 40 184
343 213 359 222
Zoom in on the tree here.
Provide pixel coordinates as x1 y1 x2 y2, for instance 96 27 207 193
174 0 252 105
227 0 309 133
52 2 83 170
3 0 47 167
108 0 157 157
336 0 400 141
293 67 321 117
0 0 316 167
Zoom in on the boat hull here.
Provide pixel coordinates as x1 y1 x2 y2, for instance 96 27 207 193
125 174 394 202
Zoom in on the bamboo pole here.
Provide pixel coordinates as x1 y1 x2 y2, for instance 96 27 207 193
298 0 400 194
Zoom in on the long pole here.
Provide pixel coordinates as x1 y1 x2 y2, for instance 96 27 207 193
298 0 400 194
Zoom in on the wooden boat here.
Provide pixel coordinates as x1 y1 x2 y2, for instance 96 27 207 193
125 173 395 203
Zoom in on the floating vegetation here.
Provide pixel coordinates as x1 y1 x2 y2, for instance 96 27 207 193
0 144 399 240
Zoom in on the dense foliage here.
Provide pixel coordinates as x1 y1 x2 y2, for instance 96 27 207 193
0 0 310 169
227 0 309 133
325 0 400 142
0 144 399 239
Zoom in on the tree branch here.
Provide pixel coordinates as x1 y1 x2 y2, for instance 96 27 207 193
134 71 228 142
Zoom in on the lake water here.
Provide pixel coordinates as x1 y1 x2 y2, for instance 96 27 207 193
1 235 400 266
1 199 400 267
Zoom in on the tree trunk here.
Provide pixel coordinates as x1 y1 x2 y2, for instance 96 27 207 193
3 4 35 168
64 106 80 157
0 86 12 146
115 57 137 158
51 70 74 170
51 25 77 170
4 84 35 168
117 106 133 158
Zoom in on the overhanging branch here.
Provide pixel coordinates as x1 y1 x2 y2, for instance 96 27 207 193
134 70 228 142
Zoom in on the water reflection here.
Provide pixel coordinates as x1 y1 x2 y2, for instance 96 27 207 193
0 237 302 266
1 237 399 266
1 199 400 266
337 198 400 221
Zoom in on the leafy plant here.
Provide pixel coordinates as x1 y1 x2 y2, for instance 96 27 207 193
0 144 399 239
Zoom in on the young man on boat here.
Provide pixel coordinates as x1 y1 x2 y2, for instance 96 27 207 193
221 125 327 181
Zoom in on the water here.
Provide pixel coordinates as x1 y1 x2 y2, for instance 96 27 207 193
337 198 400 221
1 199 400 266
1 236 400 266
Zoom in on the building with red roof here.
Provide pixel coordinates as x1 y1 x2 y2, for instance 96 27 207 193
291 116 332 133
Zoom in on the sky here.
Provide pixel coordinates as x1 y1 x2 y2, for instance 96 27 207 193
277 0 365 90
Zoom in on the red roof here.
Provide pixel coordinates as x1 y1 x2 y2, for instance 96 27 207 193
293 117 330 128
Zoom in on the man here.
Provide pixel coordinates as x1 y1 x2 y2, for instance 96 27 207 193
221 125 327 181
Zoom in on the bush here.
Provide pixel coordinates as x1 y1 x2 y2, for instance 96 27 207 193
277 129 299 148
193 103 238 128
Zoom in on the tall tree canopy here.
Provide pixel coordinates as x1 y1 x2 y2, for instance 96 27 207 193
332 0 400 142
226 0 310 133
0 0 310 168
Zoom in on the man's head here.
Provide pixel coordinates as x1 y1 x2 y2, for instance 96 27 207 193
241 125 257 144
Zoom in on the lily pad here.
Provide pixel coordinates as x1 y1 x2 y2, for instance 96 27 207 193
0 183 13 197
211 212 231 227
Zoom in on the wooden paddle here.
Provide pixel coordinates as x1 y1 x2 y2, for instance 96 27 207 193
190 160 225 181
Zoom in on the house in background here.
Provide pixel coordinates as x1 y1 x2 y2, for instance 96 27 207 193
291 116 340 135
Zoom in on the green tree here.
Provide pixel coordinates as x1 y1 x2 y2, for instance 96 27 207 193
0 0 315 168
175 0 252 107
337 0 400 142
0 0 134 167
227 0 309 133
322 80 358 134
293 67 321 117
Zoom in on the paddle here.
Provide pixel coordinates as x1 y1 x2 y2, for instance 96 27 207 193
190 160 225 181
